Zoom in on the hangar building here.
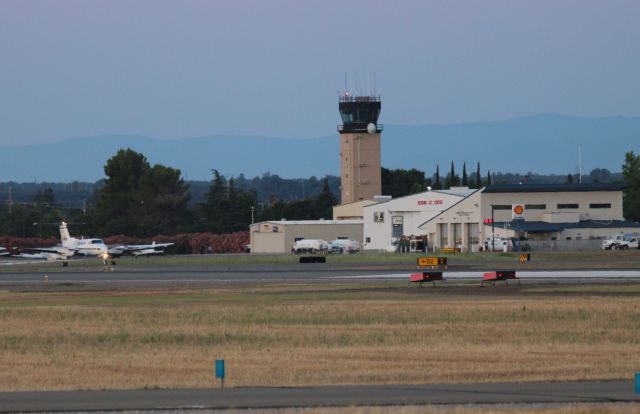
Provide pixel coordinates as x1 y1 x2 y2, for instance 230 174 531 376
363 184 640 252
249 220 363 254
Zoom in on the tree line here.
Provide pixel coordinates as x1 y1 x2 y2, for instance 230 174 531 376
0 149 638 238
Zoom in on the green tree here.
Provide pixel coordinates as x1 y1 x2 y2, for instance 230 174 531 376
622 151 640 221
94 149 190 236
462 162 468 187
316 177 338 219
445 161 460 189
475 162 481 188
382 168 427 198
432 165 442 190
566 173 574 184
201 171 257 233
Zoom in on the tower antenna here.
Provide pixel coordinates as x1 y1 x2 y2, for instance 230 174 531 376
578 145 582 184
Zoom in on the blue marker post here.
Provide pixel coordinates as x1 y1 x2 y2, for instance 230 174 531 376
636 372 640 394
215 359 225 388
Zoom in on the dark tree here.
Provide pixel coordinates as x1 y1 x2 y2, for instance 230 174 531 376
381 168 426 198
462 162 468 187
622 151 640 221
316 177 338 219
476 162 481 188
432 165 442 190
94 149 190 236
445 161 460 189
487 170 492 186
566 174 574 184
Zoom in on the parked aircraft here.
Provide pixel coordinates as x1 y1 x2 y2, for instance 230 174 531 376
19 222 174 264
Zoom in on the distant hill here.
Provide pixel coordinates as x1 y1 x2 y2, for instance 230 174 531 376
0 114 638 182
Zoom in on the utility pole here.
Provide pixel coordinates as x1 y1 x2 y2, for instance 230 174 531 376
491 204 495 252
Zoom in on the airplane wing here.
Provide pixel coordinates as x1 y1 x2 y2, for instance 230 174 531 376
108 242 174 257
17 246 76 259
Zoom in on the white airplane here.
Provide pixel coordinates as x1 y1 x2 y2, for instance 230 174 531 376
18 222 174 263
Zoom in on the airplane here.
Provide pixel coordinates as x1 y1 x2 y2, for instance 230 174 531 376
0 247 10 257
18 222 174 264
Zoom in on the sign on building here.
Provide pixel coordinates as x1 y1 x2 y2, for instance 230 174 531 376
512 204 525 220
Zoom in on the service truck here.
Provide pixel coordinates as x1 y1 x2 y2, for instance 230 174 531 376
602 234 640 250
292 239 329 254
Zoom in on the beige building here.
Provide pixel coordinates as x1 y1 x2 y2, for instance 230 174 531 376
250 220 363 254
417 184 639 251
338 94 382 204
333 199 382 220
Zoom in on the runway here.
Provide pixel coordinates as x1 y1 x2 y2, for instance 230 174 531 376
1 266 640 287
0 380 638 412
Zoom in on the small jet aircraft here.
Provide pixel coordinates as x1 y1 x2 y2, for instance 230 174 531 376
18 222 174 264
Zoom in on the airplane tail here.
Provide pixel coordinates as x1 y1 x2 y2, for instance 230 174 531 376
59 222 72 247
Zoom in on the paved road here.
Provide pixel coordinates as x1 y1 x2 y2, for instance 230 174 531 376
1 381 637 412
1 267 640 287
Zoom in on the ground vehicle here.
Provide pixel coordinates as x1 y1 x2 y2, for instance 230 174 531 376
292 239 328 254
329 239 360 254
602 234 640 250
484 237 513 252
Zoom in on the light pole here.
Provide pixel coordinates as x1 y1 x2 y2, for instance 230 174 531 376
491 204 495 252
250 206 255 224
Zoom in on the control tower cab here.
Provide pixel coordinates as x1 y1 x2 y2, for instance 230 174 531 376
338 93 383 204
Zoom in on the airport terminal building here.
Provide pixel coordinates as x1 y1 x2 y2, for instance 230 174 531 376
362 184 640 252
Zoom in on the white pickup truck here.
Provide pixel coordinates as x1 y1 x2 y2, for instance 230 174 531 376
602 234 640 250
292 239 329 254
329 239 360 254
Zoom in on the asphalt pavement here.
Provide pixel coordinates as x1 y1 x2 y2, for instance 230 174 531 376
1 380 638 412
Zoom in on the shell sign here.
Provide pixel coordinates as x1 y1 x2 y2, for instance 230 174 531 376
512 204 525 220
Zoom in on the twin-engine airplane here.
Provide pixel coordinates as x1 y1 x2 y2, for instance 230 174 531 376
18 222 174 263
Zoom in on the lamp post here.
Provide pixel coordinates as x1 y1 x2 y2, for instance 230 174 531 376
250 206 254 224
491 204 495 252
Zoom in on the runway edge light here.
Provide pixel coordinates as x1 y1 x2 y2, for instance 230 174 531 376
216 359 225 388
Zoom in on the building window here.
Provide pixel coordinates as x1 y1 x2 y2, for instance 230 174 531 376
272 226 279 232
365 237 371 243
294 237 304 242
374 212 384 222
491 205 511 210
557 203 579 209
525 204 546 209
590 203 611 209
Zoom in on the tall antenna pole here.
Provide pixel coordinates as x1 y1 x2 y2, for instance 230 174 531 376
578 145 582 184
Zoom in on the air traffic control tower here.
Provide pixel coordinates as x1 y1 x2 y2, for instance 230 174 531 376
338 93 383 204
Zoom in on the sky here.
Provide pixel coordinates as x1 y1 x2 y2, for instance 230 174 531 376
1 0 640 147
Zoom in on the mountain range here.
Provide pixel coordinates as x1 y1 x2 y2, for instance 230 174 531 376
0 114 638 182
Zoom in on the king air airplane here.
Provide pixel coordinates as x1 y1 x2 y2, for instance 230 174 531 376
20 222 174 264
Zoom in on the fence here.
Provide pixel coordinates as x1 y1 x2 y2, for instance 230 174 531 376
521 239 603 252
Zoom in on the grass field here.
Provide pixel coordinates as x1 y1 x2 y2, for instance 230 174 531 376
1 281 640 392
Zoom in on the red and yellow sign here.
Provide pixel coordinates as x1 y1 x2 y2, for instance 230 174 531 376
417 257 447 266
512 204 525 219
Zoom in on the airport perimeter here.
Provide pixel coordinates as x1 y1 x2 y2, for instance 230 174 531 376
1 251 640 411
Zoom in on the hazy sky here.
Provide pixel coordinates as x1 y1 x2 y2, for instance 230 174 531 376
1 0 639 146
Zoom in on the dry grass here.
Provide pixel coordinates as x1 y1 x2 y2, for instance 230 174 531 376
218 403 640 413
1 283 640 391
